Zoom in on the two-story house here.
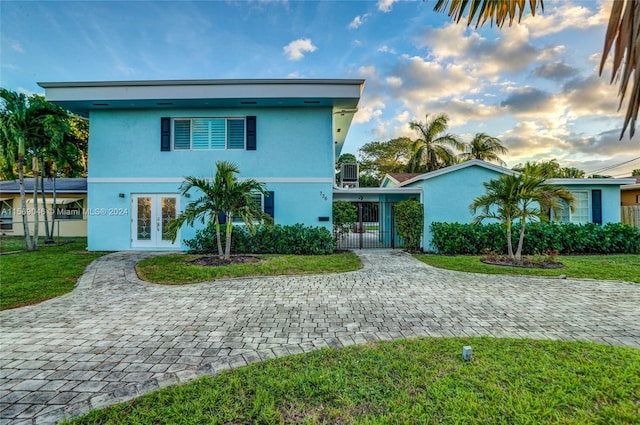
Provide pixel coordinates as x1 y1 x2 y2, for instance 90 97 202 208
38 79 364 251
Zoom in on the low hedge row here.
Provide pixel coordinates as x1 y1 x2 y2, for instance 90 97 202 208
430 221 640 255
184 222 335 255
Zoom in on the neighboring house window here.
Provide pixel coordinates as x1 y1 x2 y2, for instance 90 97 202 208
173 118 245 150
55 200 83 220
0 199 12 230
557 191 589 224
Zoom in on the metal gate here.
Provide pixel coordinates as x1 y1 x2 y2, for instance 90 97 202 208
336 201 398 249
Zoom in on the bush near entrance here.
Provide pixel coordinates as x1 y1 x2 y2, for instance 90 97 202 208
395 199 424 250
430 221 640 255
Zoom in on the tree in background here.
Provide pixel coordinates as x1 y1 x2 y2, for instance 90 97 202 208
168 161 270 260
358 137 413 181
512 159 585 178
459 133 508 166
407 113 463 173
332 201 357 242
433 0 639 139
632 169 640 177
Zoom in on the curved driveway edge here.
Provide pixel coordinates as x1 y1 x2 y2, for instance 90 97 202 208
1 250 639 424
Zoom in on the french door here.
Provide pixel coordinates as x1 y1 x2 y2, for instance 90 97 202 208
131 194 180 249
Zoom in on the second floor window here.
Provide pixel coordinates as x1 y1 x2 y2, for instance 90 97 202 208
173 118 245 150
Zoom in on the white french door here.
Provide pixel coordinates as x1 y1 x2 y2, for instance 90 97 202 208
131 194 180 249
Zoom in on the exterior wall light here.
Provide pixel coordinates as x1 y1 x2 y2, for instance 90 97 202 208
118 193 125 198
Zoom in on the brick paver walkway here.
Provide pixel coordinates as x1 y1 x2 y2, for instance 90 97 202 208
1 250 639 424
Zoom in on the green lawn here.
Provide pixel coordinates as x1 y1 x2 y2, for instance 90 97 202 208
415 254 640 283
0 237 105 310
66 337 640 424
136 253 363 285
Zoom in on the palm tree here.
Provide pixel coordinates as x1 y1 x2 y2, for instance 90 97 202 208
433 0 638 139
460 133 508 166
470 171 574 261
470 174 522 259
168 161 271 260
407 113 464 173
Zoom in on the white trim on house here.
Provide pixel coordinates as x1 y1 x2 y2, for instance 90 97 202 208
88 177 333 184
549 178 636 185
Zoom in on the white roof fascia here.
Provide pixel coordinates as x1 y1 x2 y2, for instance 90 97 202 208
38 79 364 104
399 159 516 187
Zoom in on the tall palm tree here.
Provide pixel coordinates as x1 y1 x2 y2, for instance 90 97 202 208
433 0 639 139
460 133 508 166
168 161 271 260
407 113 464 173
470 171 574 261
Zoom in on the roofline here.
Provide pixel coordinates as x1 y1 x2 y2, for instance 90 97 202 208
399 159 516 186
37 78 366 89
548 178 637 185
622 183 640 190
381 174 400 185
333 187 422 195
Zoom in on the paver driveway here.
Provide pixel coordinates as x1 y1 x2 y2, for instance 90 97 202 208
1 250 639 424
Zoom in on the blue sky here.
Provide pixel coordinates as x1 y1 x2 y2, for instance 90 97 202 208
1 0 638 176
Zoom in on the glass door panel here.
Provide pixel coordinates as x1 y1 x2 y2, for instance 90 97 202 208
132 194 180 249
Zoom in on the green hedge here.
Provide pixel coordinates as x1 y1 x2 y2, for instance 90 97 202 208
184 223 335 255
430 221 640 255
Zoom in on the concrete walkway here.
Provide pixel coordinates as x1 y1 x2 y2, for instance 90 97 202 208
1 250 639 424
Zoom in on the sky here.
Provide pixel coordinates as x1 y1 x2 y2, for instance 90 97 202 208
1 0 639 177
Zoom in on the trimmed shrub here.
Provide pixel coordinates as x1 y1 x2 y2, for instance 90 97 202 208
184 222 335 255
332 201 357 240
394 199 424 250
430 221 640 255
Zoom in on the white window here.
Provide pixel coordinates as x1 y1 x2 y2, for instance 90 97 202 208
0 199 13 230
558 191 589 224
173 118 245 150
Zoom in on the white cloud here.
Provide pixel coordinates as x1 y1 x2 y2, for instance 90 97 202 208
377 0 398 13
283 38 317 61
522 1 609 38
348 13 370 30
378 45 396 54
11 41 24 53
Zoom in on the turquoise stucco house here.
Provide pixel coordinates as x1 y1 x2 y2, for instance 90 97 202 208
38 79 364 251
382 160 636 249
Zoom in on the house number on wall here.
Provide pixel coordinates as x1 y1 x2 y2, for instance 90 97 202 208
319 191 328 201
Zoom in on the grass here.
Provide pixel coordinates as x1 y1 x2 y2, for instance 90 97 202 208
66 337 640 424
0 237 105 310
136 253 363 285
415 254 640 283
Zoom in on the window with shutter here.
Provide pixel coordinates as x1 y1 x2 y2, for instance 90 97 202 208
172 117 248 150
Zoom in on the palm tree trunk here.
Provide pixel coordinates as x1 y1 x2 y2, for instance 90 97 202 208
214 215 224 259
515 218 527 260
32 157 39 250
506 224 514 260
41 158 53 244
17 148 33 251
224 216 232 260
51 174 57 240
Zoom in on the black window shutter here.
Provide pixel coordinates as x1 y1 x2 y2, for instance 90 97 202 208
264 191 274 218
592 189 602 224
161 117 171 151
246 116 257 150
218 212 227 225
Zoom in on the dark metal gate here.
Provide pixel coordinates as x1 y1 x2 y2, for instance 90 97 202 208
336 201 398 249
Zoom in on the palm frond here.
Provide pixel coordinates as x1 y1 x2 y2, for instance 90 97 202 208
433 0 543 28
